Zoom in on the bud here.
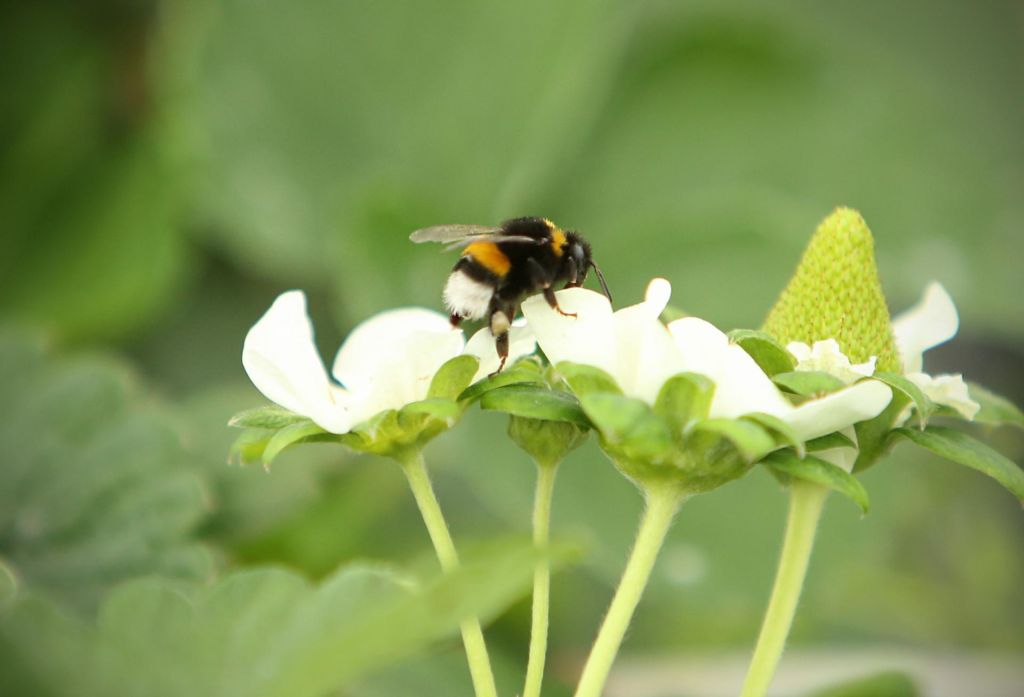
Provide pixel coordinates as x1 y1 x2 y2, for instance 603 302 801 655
763 208 900 372
508 416 588 469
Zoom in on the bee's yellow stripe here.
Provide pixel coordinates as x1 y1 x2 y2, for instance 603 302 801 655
550 228 567 257
464 242 511 277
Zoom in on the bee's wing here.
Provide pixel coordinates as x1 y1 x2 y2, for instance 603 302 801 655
409 224 503 243
410 224 542 251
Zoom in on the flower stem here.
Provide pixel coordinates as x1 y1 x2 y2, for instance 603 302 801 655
574 485 682 697
523 462 559 697
399 451 498 697
739 481 828 697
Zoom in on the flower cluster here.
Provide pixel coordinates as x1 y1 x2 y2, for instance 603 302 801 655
229 207 1023 697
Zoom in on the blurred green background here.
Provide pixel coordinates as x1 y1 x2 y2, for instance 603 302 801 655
2 0 1022 695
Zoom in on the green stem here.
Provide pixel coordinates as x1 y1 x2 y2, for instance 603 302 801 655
739 481 828 697
399 451 499 697
523 462 558 697
574 486 682 697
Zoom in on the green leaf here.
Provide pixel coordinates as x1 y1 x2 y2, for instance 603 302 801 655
806 431 856 453
555 362 623 397
0 541 555 697
689 418 776 464
480 385 590 427
763 449 870 513
229 405 308 430
968 382 1024 428
804 670 919 697
773 371 847 396
653 372 715 433
427 355 480 400
728 329 796 377
0 6 187 341
0 332 211 611
263 420 329 466
457 360 545 402
873 372 933 426
890 426 1024 501
743 412 805 457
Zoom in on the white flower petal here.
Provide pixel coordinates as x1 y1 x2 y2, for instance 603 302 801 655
643 277 672 317
612 304 685 403
787 341 812 363
907 372 979 421
892 282 959 373
783 380 892 442
466 321 537 382
815 428 859 473
332 308 461 392
522 287 617 375
242 291 353 433
668 317 793 418
788 338 877 385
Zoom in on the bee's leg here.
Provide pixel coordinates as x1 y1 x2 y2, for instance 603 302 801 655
564 257 580 287
526 257 576 318
488 305 513 376
543 286 577 318
449 313 464 328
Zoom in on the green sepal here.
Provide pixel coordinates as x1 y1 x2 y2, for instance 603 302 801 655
653 372 715 438
399 398 462 423
508 416 588 469
263 420 330 466
689 418 776 464
888 425 1024 501
229 421 338 468
968 382 1024 429
728 329 796 377
579 393 672 462
853 390 911 472
742 412 804 457
872 372 933 426
427 355 480 400
228 428 273 465
480 385 590 427
228 405 309 430
773 371 847 396
555 361 623 397
457 358 545 402
806 431 856 453
763 449 869 513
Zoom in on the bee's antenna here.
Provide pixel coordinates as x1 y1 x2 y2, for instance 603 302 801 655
590 261 613 303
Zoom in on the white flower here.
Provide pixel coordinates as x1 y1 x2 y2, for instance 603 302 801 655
521 278 684 404
786 339 877 385
892 282 979 420
243 290 535 434
779 282 979 421
523 279 892 443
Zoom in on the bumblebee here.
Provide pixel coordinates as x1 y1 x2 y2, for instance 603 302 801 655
410 216 611 372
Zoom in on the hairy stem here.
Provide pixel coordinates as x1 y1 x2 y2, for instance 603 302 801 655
400 451 498 697
574 486 682 697
523 463 559 697
740 481 828 697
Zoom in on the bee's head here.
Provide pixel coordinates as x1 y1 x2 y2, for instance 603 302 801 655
565 231 612 302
